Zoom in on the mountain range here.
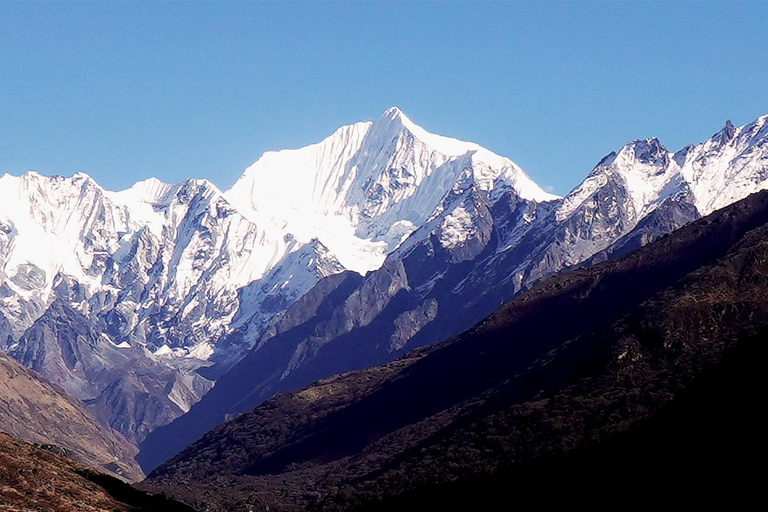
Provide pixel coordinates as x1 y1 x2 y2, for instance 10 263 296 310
1 107 767 474
139 109 768 470
141 187 768 511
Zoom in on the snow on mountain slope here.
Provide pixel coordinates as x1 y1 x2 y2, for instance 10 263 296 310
226 107 557 273
558 115 768 233
104 177 175 237
681 115 768 215
0 174 267 346
0 172 124 297
0 172 128 336
557 138 681 223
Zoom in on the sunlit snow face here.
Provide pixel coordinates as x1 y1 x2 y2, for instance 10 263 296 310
225 107 556 274
556 115 768 225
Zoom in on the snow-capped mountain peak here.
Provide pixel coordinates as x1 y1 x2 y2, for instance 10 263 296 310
559 113 768 226
376 107 559 202
378 106 483 157
111 177 175 205
617 138 669 166
226 107 557 273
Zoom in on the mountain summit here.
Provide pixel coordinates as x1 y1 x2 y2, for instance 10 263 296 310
225 107 557 273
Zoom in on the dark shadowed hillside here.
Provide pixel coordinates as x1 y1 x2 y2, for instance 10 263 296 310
358 326 764 511
142 189 768 511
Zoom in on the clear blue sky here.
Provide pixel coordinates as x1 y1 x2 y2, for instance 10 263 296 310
1 2 766 195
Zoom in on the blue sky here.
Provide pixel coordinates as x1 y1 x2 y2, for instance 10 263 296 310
1 2 766 195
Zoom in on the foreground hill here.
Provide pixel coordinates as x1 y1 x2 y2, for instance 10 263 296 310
144 189 768 511
0 432 193 511
0 353 142 481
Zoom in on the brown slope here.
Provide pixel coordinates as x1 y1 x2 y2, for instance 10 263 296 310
143 189 768 511
0 432 195 512
0 353 143 481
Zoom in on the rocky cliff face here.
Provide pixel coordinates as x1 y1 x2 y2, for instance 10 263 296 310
9 301 212 444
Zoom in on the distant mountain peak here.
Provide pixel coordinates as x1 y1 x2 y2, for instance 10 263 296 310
371 105 486 159
380 105 407 120
715 118 737 144
619 137 668 165
225 108 556 273
112 176 174 205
